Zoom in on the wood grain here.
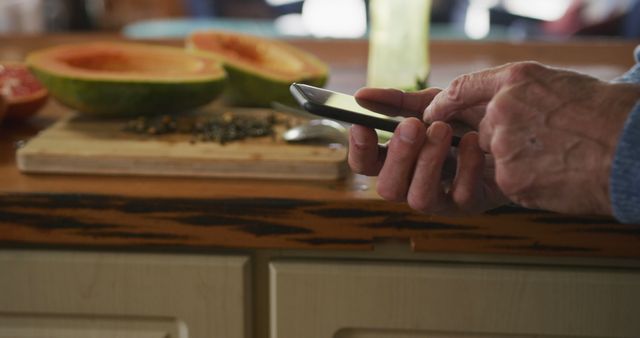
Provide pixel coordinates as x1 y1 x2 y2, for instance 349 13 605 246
0 192 638 259
16 110 347 180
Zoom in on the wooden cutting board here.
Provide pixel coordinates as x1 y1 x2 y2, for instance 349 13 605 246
16 108 348 180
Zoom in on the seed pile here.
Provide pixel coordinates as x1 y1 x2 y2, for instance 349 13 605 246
124 112 285 145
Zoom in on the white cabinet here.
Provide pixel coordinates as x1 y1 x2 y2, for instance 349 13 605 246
270 260 640 338
4 250 640 338
0 250 251 338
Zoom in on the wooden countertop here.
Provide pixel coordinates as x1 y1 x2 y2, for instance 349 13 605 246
1 34 639 260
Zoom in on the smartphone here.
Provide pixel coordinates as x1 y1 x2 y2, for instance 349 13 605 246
290 83 460 146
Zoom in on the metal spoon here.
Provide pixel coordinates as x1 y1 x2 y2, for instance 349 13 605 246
271 101 348 144
282 119 348 144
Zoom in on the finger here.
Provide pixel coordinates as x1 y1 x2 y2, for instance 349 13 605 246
376 118 427 202
348 125 385 176
405 121 454 213
423 68 507 123
450 132 485 212
424 62 554 124
355 87 442 117
451 104 488 129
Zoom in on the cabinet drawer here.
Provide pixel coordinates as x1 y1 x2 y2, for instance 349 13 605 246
270 260 640 338
0 250 250 338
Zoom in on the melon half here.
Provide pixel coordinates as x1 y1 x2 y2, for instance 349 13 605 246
187 30 328 107
27 42 227 117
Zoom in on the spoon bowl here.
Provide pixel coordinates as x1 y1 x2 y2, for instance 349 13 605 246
283 119 348 144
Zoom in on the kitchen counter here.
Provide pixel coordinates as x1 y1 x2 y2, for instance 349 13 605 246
0 34 639 260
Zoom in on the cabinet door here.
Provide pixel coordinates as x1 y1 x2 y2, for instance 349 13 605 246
270 260 640 338
0 250 250 338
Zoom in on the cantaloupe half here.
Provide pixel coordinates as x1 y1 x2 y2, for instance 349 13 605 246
187 30 328 107
26 42 227 117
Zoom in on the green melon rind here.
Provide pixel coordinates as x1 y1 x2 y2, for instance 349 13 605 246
222 65 327 107
186 37 328 107
29 66 226 117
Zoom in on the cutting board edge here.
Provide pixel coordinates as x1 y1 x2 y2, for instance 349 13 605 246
16 151 349 181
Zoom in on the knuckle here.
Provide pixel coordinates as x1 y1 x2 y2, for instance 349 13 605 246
506 61 543 84
446 74 471 103
485 94 512 125
488 130 515 159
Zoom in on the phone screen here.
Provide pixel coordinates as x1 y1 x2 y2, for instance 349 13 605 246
290 83 411 132
291 83 462 146
299 85 403 120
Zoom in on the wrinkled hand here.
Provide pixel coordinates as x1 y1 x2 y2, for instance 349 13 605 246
348 87 508 215
425 61 640 215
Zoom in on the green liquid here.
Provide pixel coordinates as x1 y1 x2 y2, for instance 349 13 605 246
367 0 431 91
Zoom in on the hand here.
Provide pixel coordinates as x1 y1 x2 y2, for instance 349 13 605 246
425 61 640 215
348 87 509 216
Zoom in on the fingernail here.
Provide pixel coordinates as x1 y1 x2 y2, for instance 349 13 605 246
427 123 448 144
423 105 434 124
423 105 431 115
398 120 419 143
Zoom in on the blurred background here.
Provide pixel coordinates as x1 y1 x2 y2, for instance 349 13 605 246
1 0 639 40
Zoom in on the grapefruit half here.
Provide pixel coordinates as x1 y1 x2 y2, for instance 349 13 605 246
0 62 48 121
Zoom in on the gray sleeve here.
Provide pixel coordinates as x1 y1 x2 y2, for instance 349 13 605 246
613 45 640 84
610 101 640 224
609 45 640 223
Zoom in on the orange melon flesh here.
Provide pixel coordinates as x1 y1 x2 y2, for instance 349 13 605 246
29 42 223 82
27 42 227 116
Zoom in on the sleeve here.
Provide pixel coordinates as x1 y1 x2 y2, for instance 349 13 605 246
611 102 640 224
613 45 640 84
610 45 640 224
